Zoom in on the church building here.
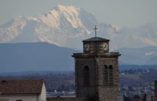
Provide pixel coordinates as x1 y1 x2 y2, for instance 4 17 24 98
48 26 121 101
72 36 121 101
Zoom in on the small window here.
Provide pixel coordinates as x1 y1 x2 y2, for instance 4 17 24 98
83 66 90 87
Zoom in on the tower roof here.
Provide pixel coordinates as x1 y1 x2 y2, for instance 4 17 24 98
83 37 109 42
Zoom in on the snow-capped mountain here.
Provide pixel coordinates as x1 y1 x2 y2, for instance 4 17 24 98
0 5 157 50
0 5 96 49
0 5 125 49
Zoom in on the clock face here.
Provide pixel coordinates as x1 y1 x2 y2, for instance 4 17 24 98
84 44 90 51
102 43 108 51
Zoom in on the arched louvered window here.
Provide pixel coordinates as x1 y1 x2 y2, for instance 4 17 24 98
109 65 113 85
83 66 90 87
104 65 108 86
104 65 113 86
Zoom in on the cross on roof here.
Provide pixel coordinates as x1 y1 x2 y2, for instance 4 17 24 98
94 25 98 37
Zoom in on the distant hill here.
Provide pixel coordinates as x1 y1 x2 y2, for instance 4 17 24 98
118 46 157 65
0 43 157 72
0 43 76 72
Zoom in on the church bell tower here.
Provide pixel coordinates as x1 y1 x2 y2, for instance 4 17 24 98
72 28 121 101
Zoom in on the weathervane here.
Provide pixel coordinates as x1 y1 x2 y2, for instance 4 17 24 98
94 25 98 37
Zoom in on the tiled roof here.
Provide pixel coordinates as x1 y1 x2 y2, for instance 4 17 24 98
83 37 109 42
0 80 44 95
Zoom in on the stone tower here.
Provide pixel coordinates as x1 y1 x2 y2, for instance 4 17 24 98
72 36 121 101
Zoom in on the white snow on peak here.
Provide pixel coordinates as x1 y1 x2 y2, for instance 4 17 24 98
0 17 27 42
142 38 157 46
108 24 120 33
27 17 39 22
39 9 60 28
57 5 82 28
38 5 83 28
145 51 155 56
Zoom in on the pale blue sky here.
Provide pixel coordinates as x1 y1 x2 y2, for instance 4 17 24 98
0 0 157 27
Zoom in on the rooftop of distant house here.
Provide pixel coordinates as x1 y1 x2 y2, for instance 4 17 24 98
0 80 44 95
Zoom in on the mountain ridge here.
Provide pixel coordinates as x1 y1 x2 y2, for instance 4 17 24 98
118 46 157 65
1 5 157 50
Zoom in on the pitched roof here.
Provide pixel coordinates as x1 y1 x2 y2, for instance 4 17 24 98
0 80 44 95
83 37 109 42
